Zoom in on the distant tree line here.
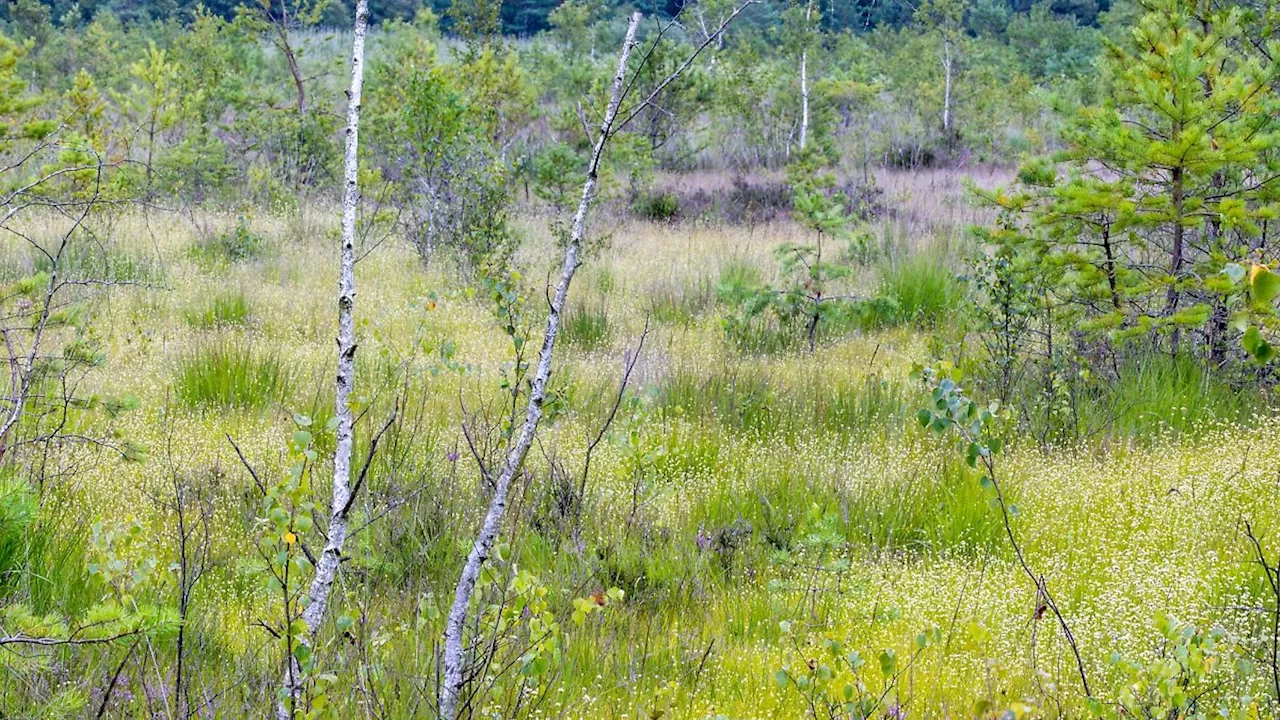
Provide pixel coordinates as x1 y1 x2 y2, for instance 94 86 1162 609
2 0 1113 35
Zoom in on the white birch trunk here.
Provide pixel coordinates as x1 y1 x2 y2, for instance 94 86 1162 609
277 0 368 715
799 49 809 151
941 36 953 136
437 13 643 719
798 0 812 152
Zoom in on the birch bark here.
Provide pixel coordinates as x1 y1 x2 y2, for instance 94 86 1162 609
437 14 643 718
277 0 368 714
798 0 812 151
437 3 757 713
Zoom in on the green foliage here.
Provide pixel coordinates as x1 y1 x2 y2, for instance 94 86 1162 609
631 190 680 221
530 142 584 212
877 252 966 328
561 303 611 350
173 342 291 409
188 217 269 265
367 27 523 275
772 590 943 720
184 289 251 328
30 238 156 283
715 156 870 351
1076 354 1261 437
648 275 716 326
975 0 1280 364
1094 614 1259 720
0 472 36 592
714 258 794 354
4 2 1279 716
255 418 342 718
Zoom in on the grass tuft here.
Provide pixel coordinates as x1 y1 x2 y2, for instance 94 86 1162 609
1078 354 1262 436
561 304 612 350
877 253 966 328
173 342 291 409
184 290 252 328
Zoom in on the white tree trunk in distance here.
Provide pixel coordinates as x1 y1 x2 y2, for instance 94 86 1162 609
798 0 812 151
942 36 953 135
277 0 368 715
437 12 643 720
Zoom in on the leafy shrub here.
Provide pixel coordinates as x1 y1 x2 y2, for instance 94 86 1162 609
184 290 251 328
715 259 796 353
632 190 679 221
174 343 291 409
188 217 268 265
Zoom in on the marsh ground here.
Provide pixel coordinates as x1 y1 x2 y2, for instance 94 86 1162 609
3 170 1274 718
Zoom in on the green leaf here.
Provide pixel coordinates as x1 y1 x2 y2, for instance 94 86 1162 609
878 649 896 677
1243 326 1275 363
1223 263 1246 284
1252 266 1280 305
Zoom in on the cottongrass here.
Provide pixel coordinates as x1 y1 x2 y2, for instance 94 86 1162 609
6 207 1279 717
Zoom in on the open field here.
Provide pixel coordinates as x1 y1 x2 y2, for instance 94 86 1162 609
4 0 1280 715
3 188 1276 717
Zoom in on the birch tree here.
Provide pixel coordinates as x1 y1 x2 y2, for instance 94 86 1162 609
437 4 758 716
915 0 967 143
800 0 812 151
782 0 820 152
276 0 373 714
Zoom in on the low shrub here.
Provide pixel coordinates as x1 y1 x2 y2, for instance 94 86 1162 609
632 191 680 221
188 216 268 265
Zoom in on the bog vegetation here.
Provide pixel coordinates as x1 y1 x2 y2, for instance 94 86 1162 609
1 0 1280 717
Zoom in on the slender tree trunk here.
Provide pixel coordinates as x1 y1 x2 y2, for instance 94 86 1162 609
276 0 307 115
173 484 189 719
1208 173 1227 366
799 48 809 151
276 0 368 715
807 231 823 352
1166 165 1184 355
145 113 156 190
1101 221 1120 311
941 36 953 138
798 0 812 152
438 14 643 719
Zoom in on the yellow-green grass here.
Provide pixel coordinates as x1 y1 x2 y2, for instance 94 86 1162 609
1 206 1277 717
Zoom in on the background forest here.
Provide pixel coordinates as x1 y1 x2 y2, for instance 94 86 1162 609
1 0 1280 718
